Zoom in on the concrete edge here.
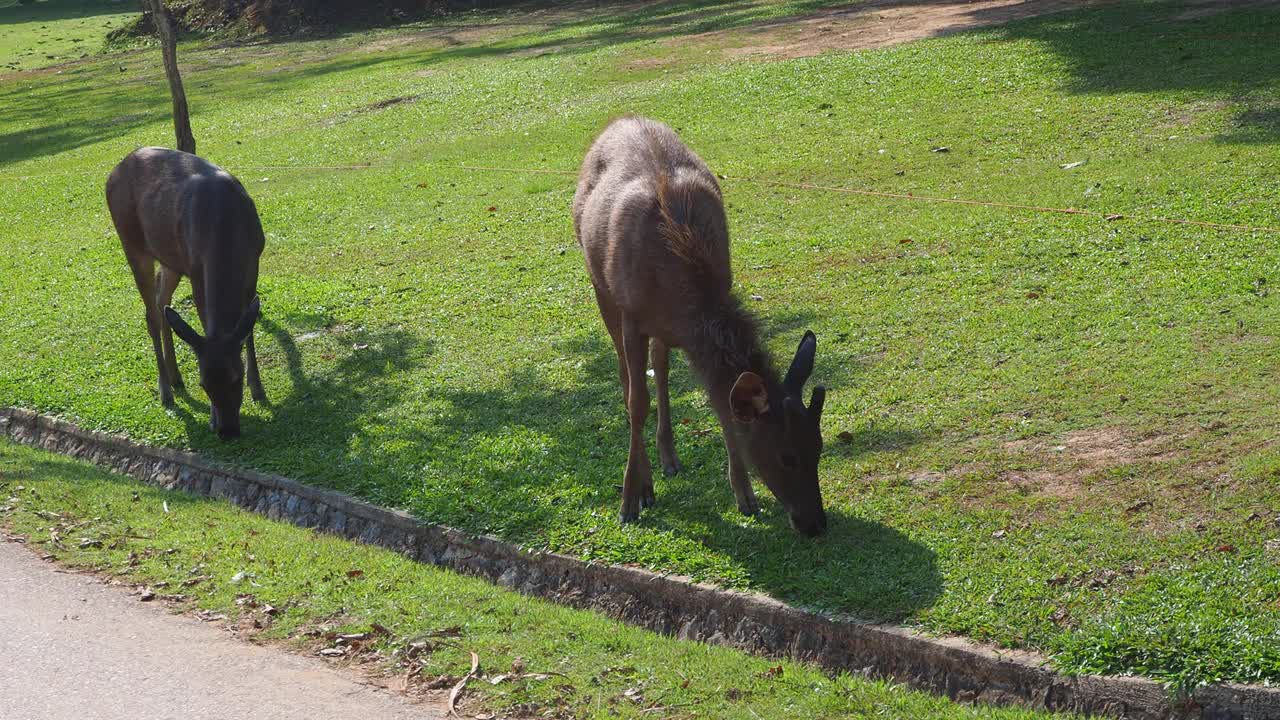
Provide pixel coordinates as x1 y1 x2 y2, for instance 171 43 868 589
3 406 1276 719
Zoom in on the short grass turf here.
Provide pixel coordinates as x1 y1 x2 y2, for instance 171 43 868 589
0 0 136 71
2 0 1280 689
0 440 1071 719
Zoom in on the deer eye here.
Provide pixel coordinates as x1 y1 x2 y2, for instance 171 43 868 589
781 453 798 469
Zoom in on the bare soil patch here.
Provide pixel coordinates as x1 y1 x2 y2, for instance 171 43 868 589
1000 427 1179 500
713 0 1107 61
356 0 627 55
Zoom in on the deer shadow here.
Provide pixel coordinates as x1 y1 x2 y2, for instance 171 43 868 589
160 305 935 618
415 321 939 620
169 316 439 494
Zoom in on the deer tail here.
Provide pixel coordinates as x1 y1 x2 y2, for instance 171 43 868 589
655 171 714 274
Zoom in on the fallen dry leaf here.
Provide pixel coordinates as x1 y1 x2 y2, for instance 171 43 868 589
448 651 480 718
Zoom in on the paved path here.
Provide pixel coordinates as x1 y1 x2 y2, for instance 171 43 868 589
0 541 442 720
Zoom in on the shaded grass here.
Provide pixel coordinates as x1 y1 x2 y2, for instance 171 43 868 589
0 439 1070 719
2 0 1280 688
0 0 136 71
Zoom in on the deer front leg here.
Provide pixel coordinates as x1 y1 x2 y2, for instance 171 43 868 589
619 318 652 523
651 340 681 479
245 332 266 403
155 266 183 390
715 407 759 516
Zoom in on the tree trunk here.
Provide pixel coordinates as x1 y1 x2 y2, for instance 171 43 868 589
143 0 196 155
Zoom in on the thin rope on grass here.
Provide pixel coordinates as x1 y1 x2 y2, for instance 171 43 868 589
458 162 1280 235
7 160 1278 235
4 163 380 181
744 177 1280 235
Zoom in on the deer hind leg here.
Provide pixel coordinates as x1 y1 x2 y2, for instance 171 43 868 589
593 287 630 410
155 266 184 390
619 316 653 523
651 340 681 479
124 252 172 407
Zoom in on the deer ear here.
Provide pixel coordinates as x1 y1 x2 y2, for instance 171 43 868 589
784 331 817 392
810 385 826 420
164 306 204 350
730 372 770 423
231 295 260 346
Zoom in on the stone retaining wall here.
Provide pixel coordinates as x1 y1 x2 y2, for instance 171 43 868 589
4 407 1277 719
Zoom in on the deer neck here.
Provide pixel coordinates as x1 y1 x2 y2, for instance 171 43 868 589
687 297 778 405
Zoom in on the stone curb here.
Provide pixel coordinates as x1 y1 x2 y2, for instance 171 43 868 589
3 407 1277 719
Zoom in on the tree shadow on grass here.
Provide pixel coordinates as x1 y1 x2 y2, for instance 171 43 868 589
991 0 1280 145
200 0 925 98
0 66 166 167
0 0 132 26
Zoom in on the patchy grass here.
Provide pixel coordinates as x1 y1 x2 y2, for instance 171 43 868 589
0 440 1070 719
0 0 137 71
2 0 1280 688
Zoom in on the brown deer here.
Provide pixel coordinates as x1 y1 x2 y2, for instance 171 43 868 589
106 147 266 440
573 116 828 536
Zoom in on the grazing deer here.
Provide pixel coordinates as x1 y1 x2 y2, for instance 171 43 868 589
106 147 266 440
573 116 828 536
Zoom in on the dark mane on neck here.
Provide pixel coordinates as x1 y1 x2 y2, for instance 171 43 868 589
688 295 778 392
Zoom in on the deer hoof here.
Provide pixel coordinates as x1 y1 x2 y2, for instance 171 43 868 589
160 391 175 408
661 460 681 477
737 498 761 517
619 508 640 524
251 389 267 404
171 376 184 390
640 491 656 509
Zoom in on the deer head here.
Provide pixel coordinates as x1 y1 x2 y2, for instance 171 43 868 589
730 331 827 536
164 296 260 440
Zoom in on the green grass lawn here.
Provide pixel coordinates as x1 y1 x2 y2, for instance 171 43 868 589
2 0 1280 689
0 440 1068 719
0 0 136 71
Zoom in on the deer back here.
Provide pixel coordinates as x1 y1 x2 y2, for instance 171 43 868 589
574 116 732 347
107 147 263 335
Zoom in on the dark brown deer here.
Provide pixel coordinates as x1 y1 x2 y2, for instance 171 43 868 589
573 116 828 536
106 147 266 440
